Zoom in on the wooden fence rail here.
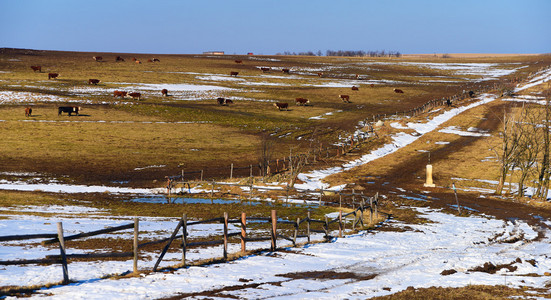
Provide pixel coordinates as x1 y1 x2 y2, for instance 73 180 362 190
0 199 390 286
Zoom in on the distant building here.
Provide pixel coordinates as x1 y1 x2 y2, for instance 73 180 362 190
203 51 224 55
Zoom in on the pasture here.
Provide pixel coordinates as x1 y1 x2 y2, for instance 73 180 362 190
1 48 547 188
2 48 551 298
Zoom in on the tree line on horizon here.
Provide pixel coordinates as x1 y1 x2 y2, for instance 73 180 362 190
275 50 401 57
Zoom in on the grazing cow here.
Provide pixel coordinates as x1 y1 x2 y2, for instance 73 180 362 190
295 98 309 106
446 99 452 107
394 88 404 93
351 86 359 91
128 92 141 100
113 90 127 98
30 66 41 72
370 83 375 88
115 56 125 62
260 67 270 72
468 90 475 98
274 102 289 110
161 89 168 96
235 60 242 64
88 79 100 85
58 106 80 116
217 97 226 105
135 60 141 64
152 58 160 62
132 57 137 61
48 73 59 79
339 94 350 103
230 71 239 77
93 56 102 62
225 99 233 104
282 68 290 74
147 59 153 63
317 72 324 78
25 107 32 117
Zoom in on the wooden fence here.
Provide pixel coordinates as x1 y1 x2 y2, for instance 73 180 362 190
0 198 389 286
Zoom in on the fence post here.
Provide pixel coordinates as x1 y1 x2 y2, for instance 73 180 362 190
374 192 379 220
319 189 323 206
369 196 373 224
210 181 215 203
271 210 277 251
57 222 69 285
230 163 233 179
307 211 311 243
182 214 187 266
133 217 139 273
339 192 342 208
200 170 204 182
241 212 247 253
324 216 329 240
223 212 228 260
293 218 299 246
338 211 343 238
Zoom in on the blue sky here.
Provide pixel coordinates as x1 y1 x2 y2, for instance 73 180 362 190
1 0 549 55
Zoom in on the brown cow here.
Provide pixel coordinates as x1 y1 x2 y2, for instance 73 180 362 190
88 79 100 85
234 60 242 64
161 89 168 96
48 73 59 79
30 66 41 72
295 98 309 106
282 68 290 74
339 94 350 103
147 59 153 63
128 92 141 100
230 71 239 77
370 83 375 88
225 99 233 105
135 60 141 64
351 86 359 91
113 91 127 98
116 56 125 62
217 97 226 105
317 72 324 78
274 102 289 110
152 58 160 62
260 67 270 72
394 88 404 93
25 107 32 117
132 57 137 61
93 56 102 61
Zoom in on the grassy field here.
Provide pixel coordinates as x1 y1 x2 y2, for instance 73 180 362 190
2 49 548 187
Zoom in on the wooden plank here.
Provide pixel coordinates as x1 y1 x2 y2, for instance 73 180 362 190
244 236 271 242
241 212 246 252
47 252 134 259
271 210 277 251
0 233 57 242
182 214 187 266
57 222 69 285
187 217 224 226
43 223 134 245
223 212 228 260
186 239 224 247
133 218 139 273
0 258 61 265
279 234 293 243
153 220 183 272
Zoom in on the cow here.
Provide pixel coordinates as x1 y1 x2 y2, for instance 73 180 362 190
24 107 32 117
468 90 475 98
260 67 270 72
113 90 127 98
394 88 404 93
339 94 350 103
235 60 242 64
58 106 80 116
161 89 168 96
93 56 102 62
351 86 359 91
225 99 233 105
88 79 100 85
446 99 452 107
135 60 141 64
128 92 141 100
132 57 137 61
48 73 59 79
274 102 289 110
295 98 309 106
230 71 239 77
153 58 160 62
217 97 226 105
370 83 375 88
115 56 125 62
147 59 153 63
317 72 324 78
282 68 290 74
30 66 41 72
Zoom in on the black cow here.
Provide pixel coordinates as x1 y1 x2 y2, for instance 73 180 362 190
58 106 81 116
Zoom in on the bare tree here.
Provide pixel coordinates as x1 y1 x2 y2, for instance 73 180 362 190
494 108 521 195
258 134 273 177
